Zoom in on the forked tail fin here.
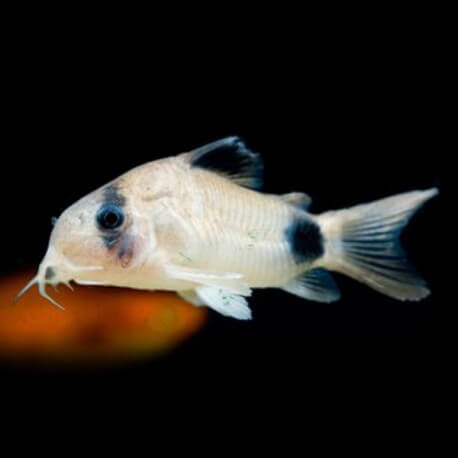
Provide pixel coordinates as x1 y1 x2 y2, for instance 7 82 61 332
316 188 438 301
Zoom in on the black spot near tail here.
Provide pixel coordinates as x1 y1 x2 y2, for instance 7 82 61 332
285 215 324 264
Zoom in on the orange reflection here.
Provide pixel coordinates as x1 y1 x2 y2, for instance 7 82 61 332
0 271 207 365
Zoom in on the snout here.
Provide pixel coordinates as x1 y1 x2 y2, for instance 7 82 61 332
38 250 69 286
44 266 56 281
41 264 66 287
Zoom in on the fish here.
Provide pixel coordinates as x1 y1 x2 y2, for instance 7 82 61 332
15 136 438 319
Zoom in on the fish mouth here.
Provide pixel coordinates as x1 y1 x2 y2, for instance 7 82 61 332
14 268 68 310
14 257 104 310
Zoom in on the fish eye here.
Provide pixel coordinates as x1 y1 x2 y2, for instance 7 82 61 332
96 204 124 230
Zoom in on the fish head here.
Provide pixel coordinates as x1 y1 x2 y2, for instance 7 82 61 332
16 181 155 309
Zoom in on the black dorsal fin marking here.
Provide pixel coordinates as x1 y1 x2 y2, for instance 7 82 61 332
281 192 312 210
189 136 264 190
282 268 341 303
284 215 324 264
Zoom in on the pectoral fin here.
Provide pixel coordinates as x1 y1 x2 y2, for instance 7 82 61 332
195 286 252 320
177 290 205 306
166 264 251 295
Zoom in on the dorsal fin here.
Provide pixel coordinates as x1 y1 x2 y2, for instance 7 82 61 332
187 136 264 190
281 192 312 210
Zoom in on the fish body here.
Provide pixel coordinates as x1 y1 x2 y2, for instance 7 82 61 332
17 137 438 319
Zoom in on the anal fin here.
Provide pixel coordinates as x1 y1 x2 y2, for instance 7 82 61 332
282 268 341 303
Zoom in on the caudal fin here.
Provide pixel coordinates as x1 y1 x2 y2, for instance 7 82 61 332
317 188 438 301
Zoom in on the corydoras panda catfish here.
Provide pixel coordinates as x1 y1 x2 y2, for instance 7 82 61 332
16 137 438 319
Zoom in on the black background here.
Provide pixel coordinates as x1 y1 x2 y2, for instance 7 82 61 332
0 10 452 436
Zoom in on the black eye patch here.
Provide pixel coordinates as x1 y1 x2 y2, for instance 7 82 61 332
96 204 125 231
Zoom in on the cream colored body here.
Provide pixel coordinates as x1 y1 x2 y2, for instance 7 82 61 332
16 136 437 319
72 156 306 292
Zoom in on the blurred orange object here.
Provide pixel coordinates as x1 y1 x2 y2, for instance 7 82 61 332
0 270 207 365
